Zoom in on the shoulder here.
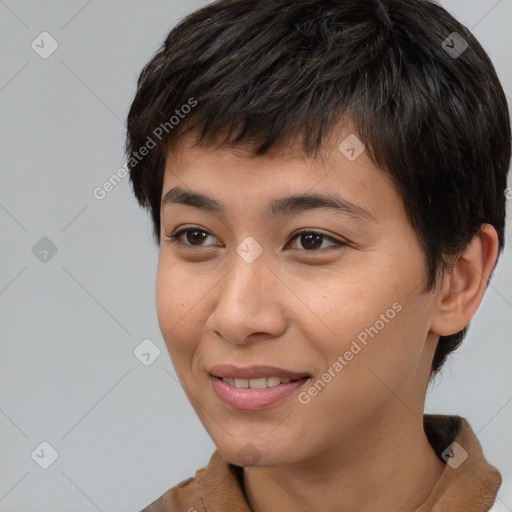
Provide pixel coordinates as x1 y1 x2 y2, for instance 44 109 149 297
138 450 247 512
139 468 207 512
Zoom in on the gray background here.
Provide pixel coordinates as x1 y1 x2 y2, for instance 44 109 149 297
0 1 511 510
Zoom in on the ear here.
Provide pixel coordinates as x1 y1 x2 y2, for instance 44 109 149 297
429 224 499 337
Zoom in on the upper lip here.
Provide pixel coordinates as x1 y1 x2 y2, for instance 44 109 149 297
209 364 310 380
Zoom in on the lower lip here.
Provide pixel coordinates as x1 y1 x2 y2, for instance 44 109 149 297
210 376 309 411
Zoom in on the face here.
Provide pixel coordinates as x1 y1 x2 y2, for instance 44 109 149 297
156 127 440 469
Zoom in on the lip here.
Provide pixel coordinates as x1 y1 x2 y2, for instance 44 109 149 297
210 376 310 410
208 364 310 380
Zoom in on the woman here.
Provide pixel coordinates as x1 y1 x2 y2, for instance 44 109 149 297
125 0 511 510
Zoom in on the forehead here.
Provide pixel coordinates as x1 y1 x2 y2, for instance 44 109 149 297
160 127 405 229
164 122 375 181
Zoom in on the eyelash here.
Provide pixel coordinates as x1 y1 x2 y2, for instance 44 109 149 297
163 226 348 252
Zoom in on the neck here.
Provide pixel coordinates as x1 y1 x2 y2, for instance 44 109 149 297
242 413 446 512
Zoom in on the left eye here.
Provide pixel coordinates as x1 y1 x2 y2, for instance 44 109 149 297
164 227 346 251
287 229 345 251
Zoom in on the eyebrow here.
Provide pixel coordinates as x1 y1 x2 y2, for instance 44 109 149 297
161 186 376 221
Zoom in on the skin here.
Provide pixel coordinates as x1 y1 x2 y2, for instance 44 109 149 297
155 125 498 512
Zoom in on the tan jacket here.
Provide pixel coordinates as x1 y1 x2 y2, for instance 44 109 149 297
141 415 502 511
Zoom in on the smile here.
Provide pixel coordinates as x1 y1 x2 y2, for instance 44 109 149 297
221 376 293 388
210 375 309 411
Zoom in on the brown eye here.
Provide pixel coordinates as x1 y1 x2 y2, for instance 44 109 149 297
287 230 347 251
164 227 347 252
164 227 218 247
182 229 208 245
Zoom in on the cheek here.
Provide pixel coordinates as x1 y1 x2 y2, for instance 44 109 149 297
155 261 205 361
301 268 430 386
291 268 402 349
320 297 433 410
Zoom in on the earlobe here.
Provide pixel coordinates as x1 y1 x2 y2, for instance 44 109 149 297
429 224 499 337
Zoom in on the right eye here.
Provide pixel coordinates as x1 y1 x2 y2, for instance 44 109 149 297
164 227 220 247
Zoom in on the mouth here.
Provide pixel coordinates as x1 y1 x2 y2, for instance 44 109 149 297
209 364 311 411
217 376 303 388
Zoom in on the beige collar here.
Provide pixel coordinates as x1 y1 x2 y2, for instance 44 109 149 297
416 415 501 511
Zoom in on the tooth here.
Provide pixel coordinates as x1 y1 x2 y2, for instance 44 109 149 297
267 377 281 387
249 378 267 389
223 376 299 388
234 378 249 388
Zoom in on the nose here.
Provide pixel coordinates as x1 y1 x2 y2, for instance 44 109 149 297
205 250 288 346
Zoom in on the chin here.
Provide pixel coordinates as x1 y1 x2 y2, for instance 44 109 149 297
215 439 297 468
